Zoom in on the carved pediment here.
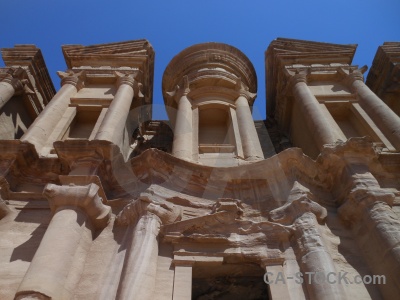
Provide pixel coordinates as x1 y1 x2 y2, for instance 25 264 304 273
62 40 154 104
62 40 154 69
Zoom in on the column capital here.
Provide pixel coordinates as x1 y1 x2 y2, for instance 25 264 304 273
235 77 256 101
57 70 86 90
338 66 368 86
43 183 111 229
1 68 34 95
115 71 144 98
166 75 191 103
283 68 310 89
338 187 394 224
289 72 309 88
116 195 182 226
269 181 327 225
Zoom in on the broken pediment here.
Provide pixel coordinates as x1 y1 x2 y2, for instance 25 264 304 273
62 39 154 69
266 38 357 65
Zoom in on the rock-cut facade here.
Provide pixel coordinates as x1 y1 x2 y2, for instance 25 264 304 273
0 38 400 300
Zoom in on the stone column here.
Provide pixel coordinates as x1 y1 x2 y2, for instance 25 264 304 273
116 197 181 300
270 182 345 300
235 88 264 160
21 71 84 152
15 183 111 300
345 70 400 150
291 73 336 151
0 72 25 110
338 165 400 297
95 72 139 146
171 76 193 161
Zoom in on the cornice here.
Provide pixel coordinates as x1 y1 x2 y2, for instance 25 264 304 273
0 138 392 217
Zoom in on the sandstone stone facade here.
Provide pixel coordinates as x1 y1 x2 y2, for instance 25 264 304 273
0 38 399 300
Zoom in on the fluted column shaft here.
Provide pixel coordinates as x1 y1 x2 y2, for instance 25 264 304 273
16 183 111 300
347 73 400 150
172 92 193 160
21 73 82 151
94 74 135 146
291 74 336 150
117 213 161 300
235 93 264 160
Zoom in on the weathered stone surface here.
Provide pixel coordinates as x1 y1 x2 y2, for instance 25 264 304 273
0 38 399 300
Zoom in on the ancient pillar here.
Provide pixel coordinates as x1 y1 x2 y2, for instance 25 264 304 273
171 77 193 161
338 164 400 297
270 182 345 300
116 197 181 300
0 72 25 110
21 71 84 151
15 183 111 300
291 73 336 150
94 72 138 146
345 70 400 150
235 87 264 160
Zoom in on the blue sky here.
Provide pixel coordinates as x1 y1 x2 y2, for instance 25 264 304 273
2 0 400 120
